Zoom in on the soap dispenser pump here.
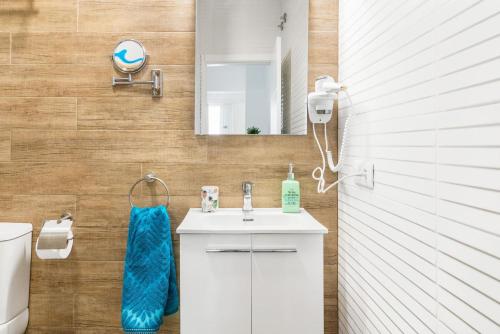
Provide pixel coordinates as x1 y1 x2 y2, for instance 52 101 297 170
282 162 301 213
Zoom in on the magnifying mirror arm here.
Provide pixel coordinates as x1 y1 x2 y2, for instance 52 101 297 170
112 74 133 85
112 70 163 97
112 74 153 85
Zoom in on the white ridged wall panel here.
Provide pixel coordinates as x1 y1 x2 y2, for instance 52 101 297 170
338 1 500 333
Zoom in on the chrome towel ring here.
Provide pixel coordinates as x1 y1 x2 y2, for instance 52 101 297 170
129 173 170 208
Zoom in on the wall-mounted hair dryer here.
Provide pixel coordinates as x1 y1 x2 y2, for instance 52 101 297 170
307 75 343 124
307 76 368 193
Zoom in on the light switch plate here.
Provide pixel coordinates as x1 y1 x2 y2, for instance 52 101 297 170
355 162 375 189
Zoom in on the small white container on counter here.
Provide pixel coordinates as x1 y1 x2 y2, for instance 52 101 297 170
201 186 219 212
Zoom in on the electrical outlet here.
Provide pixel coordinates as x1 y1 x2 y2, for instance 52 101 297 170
355 162 375 189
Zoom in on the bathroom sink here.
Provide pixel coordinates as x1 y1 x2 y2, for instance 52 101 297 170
176 208 328 234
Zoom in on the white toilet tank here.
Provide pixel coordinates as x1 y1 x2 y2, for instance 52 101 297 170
0 223 32 334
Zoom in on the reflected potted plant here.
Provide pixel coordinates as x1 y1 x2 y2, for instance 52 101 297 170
246 126 261 135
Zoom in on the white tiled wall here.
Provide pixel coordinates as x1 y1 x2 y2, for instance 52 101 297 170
338 1 500 333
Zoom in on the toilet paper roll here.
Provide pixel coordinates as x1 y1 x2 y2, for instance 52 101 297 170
35 230 73 260
36 218 74 259
37 231 69 250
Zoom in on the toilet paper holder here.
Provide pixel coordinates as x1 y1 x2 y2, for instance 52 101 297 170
35 212 74 260
57 212 73 223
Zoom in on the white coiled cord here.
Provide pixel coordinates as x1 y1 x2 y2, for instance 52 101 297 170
312 90 363 193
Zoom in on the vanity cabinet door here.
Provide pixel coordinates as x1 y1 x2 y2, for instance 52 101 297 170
180 234 252 334
251 234 324 334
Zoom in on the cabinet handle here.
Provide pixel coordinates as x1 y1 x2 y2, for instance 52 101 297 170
252 249 298 253
206 249 251 253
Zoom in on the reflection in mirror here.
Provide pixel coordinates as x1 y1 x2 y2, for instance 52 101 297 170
195 0 309 135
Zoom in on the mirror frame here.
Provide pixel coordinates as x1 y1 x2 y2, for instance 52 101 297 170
112 39 148 74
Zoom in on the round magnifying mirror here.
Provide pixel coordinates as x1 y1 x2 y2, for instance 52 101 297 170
112 39 147 74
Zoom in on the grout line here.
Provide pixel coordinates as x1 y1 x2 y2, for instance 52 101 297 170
9 32 12 65
72 293 76 328
76 0 79 32
75 97 78 130
9 130 12 162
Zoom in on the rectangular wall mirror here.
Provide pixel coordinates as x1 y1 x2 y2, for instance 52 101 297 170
195 0 309 135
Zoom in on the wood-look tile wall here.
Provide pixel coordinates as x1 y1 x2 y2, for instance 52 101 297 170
0 0 339 333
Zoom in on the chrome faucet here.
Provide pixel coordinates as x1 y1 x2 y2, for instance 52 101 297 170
242 181 254 213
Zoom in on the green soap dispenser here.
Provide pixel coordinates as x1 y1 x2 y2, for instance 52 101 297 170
282 162 301 213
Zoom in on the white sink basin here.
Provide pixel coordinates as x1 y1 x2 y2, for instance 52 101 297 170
176 208 328 234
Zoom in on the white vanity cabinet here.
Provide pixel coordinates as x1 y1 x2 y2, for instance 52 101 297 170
251 234 324 334
179 234 252 334
177 208 328 334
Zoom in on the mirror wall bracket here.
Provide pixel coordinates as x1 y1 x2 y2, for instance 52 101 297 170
112 70 163 98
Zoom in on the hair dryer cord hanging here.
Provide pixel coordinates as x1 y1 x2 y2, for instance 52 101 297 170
311 89 363 193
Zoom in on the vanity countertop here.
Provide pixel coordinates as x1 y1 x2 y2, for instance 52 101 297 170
176 208 328 234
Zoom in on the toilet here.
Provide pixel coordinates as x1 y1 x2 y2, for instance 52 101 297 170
0 223 32 334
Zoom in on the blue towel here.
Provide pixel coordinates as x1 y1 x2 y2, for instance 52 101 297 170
121 205 179 333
